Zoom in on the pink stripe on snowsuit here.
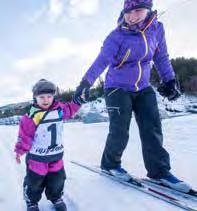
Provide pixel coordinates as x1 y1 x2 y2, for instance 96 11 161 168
28 159 64 176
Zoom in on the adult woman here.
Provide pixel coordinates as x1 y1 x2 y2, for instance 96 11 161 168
74 0 191 193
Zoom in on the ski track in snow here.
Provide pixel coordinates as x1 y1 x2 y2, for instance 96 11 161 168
0 115 197 211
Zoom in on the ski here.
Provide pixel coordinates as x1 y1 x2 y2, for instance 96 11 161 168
94 165 197 202
71 161 197 211
141 178 197 202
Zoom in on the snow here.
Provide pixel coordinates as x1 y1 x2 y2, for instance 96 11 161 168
79 95 197 121
0 114 197 211
0 94 197 125
77 94 197 122
0 116 21 125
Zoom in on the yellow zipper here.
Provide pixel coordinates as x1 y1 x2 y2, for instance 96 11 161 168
115 49 131 69
135 31 148 91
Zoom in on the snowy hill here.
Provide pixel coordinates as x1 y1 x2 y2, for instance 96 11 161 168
73 93 197 123
0 101 31 118
1 92 197 125
0 115 197 211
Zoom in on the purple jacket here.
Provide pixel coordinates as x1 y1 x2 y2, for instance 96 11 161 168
83 12 175 91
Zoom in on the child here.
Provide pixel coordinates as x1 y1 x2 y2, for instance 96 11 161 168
15 79 84 211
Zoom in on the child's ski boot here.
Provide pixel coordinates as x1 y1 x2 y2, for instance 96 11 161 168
27 204 39 211
53 198 67 211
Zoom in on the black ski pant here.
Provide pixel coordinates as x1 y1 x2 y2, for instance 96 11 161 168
23 167 66 205
101 86 171 179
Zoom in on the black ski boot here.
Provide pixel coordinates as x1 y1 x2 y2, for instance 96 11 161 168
27 203 39 211
53 198 67 211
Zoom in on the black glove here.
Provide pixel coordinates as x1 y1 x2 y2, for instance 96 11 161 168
157 79 181 101
73 80 91 105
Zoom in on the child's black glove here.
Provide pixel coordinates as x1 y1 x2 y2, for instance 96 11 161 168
73 80 91 105
157 79 181 101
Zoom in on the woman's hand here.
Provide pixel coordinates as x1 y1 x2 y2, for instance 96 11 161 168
157 79 181 101
73 80 91 105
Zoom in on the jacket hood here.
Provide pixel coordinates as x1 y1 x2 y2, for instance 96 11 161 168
117 10 157 33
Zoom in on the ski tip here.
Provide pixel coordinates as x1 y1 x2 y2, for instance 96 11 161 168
189 189 197 197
